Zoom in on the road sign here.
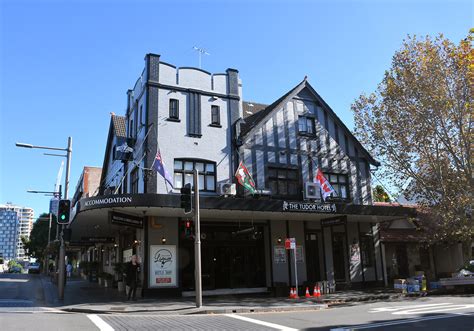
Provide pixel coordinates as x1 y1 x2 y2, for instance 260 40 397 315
285 238 296 250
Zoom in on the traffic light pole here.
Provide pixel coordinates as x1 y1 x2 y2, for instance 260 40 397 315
15 137 72 300
193 169 202 308
58 137 72 300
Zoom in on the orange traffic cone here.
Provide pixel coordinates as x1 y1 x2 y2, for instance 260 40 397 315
294 287 299 299
316 285 321 298
289 287 294 299
313 285 319 297
305 287 311 298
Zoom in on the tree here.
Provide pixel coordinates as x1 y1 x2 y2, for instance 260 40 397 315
373 185 391 202
23 213 58 260
352 32 472 252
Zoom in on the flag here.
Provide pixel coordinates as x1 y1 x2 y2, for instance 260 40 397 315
314 168 336 201
235 161 257 194
153 150 174 188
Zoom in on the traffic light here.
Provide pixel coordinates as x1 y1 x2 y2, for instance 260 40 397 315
57 199 71 224
184 220 194 239
180 183 192 214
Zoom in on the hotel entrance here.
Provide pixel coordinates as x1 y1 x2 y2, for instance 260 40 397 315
180 222 266 290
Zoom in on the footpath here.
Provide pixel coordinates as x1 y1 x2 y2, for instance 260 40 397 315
40 276 408 315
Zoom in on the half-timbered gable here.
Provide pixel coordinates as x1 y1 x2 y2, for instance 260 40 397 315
239 78 379 205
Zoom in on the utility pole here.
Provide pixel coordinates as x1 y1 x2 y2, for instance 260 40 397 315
193 169 202 308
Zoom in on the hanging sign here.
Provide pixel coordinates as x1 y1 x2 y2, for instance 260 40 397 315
321 218 346 227
149 245 177 288
110 211 144 228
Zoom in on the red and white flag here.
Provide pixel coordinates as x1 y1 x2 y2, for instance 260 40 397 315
314 168 336 201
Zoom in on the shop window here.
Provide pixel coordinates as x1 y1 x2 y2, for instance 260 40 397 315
360 234 374 267
169 99 179 120
323 172 349 200
298 116 315 135
174 159 216 192
268 167 299 198
130 167 139 194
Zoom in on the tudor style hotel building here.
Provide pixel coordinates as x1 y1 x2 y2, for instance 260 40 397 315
70 54 415 296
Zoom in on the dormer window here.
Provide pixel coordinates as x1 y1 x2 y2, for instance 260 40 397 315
169 99 179 120
298 116 315 135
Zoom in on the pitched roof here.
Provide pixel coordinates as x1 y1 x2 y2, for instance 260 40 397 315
241 79 305 135
240 78 380 166
112 115 127 138
242 101 268 118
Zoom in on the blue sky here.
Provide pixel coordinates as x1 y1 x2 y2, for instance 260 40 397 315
0 0 472 218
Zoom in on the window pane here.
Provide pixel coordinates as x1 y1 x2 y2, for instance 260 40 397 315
198 174 205 190
278 182 287 195
195 162 204 172
306 119 314 134
174 173 183 189
339 175 346 183
269 181 277 194
205 163 215 173
340 185 347 198
330 174 338 182
288 182 298 195
184 162 194 171
333 184 340 196
277 170 286 179
184 174 193 186
174 160 183 170
287 170 297 180
206 176 215 191
268 169 277 177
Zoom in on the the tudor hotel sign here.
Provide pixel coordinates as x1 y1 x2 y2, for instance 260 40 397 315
283 201 337 213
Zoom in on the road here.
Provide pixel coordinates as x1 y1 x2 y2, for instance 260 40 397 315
0 273 473 330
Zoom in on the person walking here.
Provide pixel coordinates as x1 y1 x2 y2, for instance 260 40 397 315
66 263 73 278
125 255 141 301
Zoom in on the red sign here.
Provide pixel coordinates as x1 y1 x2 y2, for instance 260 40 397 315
285 238 296 250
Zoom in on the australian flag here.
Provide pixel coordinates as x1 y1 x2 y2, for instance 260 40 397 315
153 150 174 188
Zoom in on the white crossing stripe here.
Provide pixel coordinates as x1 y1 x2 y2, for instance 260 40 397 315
350 312 474 329
87 314 114 331
393 304 474 315
369 302 452 313
226 314 298 331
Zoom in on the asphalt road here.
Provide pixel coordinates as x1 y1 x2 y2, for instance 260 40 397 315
0 273 473 330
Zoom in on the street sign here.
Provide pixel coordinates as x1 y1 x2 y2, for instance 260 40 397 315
285 238 296 250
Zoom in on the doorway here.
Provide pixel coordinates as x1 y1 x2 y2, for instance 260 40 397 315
332 232 347 281
181 222 267 290
305 232 322 283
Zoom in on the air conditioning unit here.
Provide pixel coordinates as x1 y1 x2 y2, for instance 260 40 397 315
218 183 237 196
304 182 321 201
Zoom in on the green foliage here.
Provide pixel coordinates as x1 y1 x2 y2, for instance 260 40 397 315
352 32 472 245
373 185 391 202
7 260 23 272
23 213 59 259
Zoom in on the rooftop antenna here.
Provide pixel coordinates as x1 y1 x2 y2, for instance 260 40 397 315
192 46 210 69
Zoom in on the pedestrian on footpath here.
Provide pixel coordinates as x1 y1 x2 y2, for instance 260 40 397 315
66 263 73 278
125 255 141 301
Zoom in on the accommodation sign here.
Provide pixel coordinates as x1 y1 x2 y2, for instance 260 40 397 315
110 211 143 228
282 201 336 213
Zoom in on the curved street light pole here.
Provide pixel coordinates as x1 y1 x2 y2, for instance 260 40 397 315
16 137 72 300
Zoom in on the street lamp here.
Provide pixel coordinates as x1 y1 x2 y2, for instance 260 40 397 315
16 137 72 300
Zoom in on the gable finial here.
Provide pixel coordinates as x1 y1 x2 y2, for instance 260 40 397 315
304 75 308 81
